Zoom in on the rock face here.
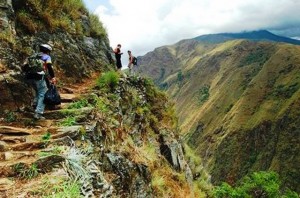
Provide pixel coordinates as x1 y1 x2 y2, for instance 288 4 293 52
0 0 14 34
0 0 114 114
137 38 300 192
83 75 194 197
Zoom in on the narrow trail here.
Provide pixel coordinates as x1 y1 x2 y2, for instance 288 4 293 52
0 73 100 197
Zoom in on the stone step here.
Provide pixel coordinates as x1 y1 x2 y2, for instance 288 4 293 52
0 135 26 144
10 141 47 151
51 125 83 140
8 125 84 151
44 107 93 120
0 155 65 178
57 102 70 109
60 87 75 94
60 93 78 103
0 151 36 161
0 126 33 136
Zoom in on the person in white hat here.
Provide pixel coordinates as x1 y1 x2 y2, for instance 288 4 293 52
23 44 56 119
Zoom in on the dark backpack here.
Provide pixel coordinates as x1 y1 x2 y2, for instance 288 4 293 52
24 53 44 74
132 56 137 65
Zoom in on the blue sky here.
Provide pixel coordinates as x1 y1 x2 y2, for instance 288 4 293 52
83 0 111 12
83 0 300 65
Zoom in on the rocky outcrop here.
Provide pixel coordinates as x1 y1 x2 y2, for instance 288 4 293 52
0 0 114 114
105 153 152 197
0 0 14 36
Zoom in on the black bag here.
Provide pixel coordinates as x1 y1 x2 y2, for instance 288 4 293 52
44 84 61 105
132 56 137 65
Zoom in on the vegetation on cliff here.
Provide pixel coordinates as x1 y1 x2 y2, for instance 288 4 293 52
214 171 298 198
13 0 107 39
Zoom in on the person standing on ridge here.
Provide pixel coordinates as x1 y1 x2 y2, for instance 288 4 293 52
127 50 136 75
113 44 123 71
23 44 56 119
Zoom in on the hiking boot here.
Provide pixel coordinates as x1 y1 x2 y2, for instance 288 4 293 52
32 102 37 109
33 113 45 120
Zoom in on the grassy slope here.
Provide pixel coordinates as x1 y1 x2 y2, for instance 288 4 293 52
139 39 300 191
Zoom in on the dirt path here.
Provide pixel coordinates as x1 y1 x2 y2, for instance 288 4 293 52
0 72 100 197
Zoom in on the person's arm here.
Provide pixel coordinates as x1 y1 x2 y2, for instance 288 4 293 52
47 63 56 84
118 48 123 55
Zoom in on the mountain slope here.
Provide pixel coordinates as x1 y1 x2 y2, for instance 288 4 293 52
137 39 300 192
193 30 300 45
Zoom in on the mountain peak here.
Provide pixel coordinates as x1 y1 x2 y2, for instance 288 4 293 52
193 30 300 45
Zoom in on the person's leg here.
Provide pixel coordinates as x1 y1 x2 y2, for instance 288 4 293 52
30 80 38 107
132 65 135 75
34 79 47 119
117 59 122 71
128 63 132 75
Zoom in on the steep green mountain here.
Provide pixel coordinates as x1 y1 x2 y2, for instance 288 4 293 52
194 30 300 45
136 37 300 192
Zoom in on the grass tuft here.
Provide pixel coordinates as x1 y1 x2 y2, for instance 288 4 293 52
96 71 120 91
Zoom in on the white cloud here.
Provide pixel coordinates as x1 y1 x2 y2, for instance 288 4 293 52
92 0 300 65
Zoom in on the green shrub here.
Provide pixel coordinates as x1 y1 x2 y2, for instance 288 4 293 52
30 178 82 197
4 110 17 122
239 46 272 67
225 104 234 113
197 85 210 105
213 171 298 198
59 116 77 126
43 180 82 198
96 71 120 91
68 98 91 109
272 83 299 99
177 70 184 83
14 163 39 179
41 131 51 141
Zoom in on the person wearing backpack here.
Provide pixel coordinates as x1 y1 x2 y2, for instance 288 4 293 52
22 44 56 119
127 50 137 75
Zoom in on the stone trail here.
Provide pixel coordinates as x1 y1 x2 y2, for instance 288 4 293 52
0 82 93 197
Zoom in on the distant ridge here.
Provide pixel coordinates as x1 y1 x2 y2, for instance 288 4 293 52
193 30 300 45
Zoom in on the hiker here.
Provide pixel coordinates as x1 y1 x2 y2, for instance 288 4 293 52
127 50 136 75
22 44 56 119
113 44 123 71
